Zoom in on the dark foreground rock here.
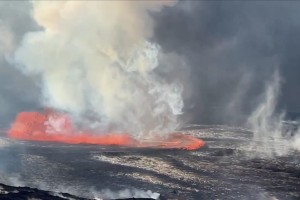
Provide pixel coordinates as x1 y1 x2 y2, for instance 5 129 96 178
0 183 158 200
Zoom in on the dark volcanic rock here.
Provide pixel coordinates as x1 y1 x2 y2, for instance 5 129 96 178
0 183 88 200
0 183 156 200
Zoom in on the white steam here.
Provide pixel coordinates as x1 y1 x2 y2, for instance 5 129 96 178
293 135 300 151
247 70 300 157
92 188 160 200
13 1 183 138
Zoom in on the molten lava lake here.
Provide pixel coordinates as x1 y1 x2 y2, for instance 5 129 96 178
8 111 205 150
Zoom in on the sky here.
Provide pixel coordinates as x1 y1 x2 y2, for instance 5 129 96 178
0 1 299 127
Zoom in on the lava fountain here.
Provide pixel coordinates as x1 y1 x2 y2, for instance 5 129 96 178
8 111 205 150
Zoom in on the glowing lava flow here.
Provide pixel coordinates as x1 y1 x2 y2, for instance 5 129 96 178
8 111 205 150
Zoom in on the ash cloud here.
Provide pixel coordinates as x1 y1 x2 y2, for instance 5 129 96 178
153 1 300 125
0 1 39 128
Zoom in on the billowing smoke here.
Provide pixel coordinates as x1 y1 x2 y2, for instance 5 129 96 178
153 1 300 125
0 17 14 122
13 1 183 138
247 70 300 157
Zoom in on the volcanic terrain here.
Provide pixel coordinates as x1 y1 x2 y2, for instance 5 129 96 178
0 125 299 200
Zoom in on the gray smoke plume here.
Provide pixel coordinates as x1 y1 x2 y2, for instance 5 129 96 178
153 1 300 125
13 1 183 138
0 1 39 127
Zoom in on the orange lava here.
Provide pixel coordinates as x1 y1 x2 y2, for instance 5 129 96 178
8 111 205 150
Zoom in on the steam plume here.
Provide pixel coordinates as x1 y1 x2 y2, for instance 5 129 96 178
13 1 182 138
247 70 300 157
93 188 160 200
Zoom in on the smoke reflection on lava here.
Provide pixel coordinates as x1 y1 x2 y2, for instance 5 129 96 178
8 111 205 150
